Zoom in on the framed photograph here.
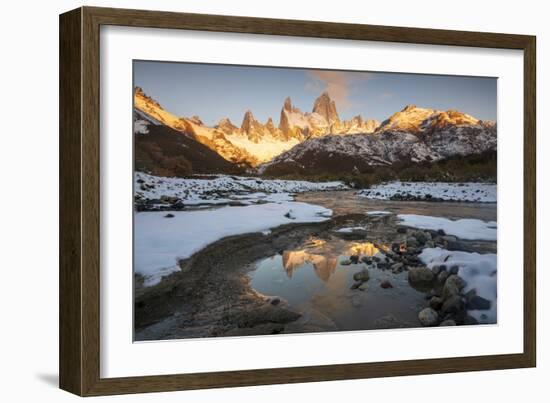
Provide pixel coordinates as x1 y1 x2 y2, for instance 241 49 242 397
59 6 536 396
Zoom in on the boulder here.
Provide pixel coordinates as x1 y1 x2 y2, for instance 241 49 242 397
436 270 450 285
353 269 370 282
429 296 444 310
442 275 466 300
408 267 435 286
418 308 439 326
380 280 393 289
414 231 429 244
361 256 372 265
439 319 457 326
391 262 404 272
406 236 419 248
441 295 465 315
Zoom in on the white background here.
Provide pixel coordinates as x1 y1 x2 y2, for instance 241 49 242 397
0 0 546 402
101 26 524 378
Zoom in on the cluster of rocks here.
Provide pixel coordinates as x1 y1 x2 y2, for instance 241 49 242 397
389 193 445 202
397 226 469 253
411 265 491 327
342 224 492 326
135 194 187 212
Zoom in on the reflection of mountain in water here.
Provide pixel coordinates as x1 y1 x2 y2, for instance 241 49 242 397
282 251 338 282
282 242 385 282
346 242 381 257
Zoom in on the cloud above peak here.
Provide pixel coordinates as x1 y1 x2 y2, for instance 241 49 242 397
306 70 370 109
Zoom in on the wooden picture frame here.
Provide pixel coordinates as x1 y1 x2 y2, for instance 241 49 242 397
59 6 536 396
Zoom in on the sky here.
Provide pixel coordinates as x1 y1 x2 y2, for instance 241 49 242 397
134 60 497 127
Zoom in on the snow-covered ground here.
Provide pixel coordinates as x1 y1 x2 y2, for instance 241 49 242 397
135 172 348 207
135 202 332 286
357 181 496 202
397 214 497 241
419 247 497 323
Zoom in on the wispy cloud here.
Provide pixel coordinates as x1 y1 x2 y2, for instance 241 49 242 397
306 70 370 109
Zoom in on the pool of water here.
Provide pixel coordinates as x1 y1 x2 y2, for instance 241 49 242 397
249 237 429 332
296 190 497 221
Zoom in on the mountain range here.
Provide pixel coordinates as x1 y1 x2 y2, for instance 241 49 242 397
133 87 496 176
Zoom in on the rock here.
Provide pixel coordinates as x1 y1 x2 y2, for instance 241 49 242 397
450 265 460 275
467 295 492 310
353 269 370 282
358 282 369 291
270 297 281 306
391 262 404 272
437 270 450 285
439 319 457 326
414 231 428 244
442 275 466 299
408 267 435 286
397 227 407 234
349 255 359 264
464 289 477 302
407 246 420 254
164 213 175 218
373 256 381 263
171 201 185 210
442 235 458 243
426 240 435 248
350 281 362 290
406 236 419 247
380 280 393 289
439 264 447 272
361 256 372 265
160 195 179 204
441 295 465 315
418 308 439 326
437 229 446 236
431 266 442 275
340 259 352 266
429 296 444 310
233 305 300 328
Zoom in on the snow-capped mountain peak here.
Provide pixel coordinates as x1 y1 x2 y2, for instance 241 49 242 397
312 91 340 124
134 87 495 172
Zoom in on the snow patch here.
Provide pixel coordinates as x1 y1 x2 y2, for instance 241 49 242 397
398 214 496 241
358 181 496 203
135 202 333 286
135 172 347 207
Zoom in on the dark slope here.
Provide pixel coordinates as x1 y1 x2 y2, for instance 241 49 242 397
134 111 243 176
